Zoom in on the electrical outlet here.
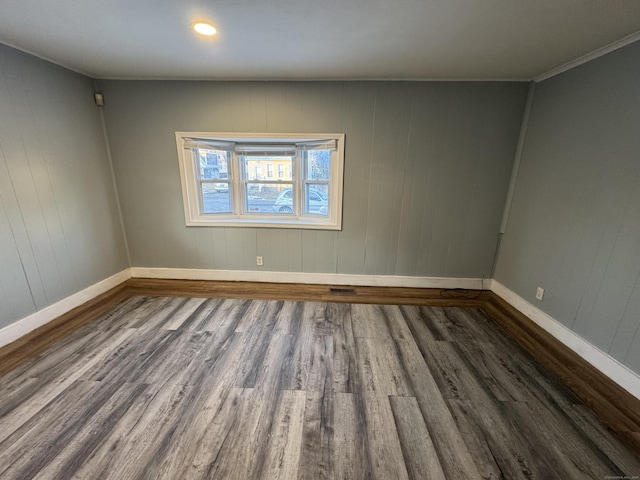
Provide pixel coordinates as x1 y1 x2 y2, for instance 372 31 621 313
536 287 544 301
256 256 263 266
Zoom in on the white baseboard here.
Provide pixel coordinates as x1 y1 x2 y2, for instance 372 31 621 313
129 267 485 290
490 279 640 400
0 269 132 350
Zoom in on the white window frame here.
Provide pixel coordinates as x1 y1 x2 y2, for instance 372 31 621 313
175 132 345 230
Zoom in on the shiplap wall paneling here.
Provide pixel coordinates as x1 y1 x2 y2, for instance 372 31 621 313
0 44 129 330
0 179 35 323
362 84 412 276
494 41 640 373
0 58 66 310
101 80 527 278
337 84 376 275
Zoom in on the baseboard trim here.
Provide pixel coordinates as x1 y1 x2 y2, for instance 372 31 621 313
0 269 132 350
126 277 490 307
484 280 640 451
0 269 132 376
129 267 485 290
489 280 640 400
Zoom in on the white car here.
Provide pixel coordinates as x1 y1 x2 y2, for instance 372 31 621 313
273 188 327 214
214 172 229 192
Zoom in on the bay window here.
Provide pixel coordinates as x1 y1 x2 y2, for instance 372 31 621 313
175 132 344 230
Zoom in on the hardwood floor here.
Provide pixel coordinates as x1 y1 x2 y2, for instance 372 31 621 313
1 296 639 479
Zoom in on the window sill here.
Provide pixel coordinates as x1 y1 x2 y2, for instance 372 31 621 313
186 216 341 230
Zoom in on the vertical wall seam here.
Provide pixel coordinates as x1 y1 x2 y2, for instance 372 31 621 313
491 81 537 279
394 83 416 276
0 147 40 311
499 81 536 235
0 67 48 308
94 80 132 268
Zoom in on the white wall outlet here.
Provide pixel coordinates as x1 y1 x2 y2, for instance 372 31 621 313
256 256 263 266
535 287 544 301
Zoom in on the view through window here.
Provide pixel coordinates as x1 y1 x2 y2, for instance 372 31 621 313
176 133 344 230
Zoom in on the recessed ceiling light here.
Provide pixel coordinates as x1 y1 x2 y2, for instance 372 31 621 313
192 22 217 36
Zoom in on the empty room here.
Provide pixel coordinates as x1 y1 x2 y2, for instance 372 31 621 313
1 1 640 478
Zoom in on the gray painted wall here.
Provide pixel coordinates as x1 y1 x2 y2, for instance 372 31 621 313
100 80 527 278
0 45 129 329
495 41 640 373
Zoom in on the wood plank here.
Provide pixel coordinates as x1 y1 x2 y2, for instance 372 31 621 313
262 389 306 480
561 404 640 474
482 293 640 452
234 321 283 390
304 335 334 393
454 340 531 403
503 400 627 479
178 297 222 331
398 305 441 349
123 295 183 329
359 391 410 480
271 300 304 335
205 387 286 480
0 327 139 445
153 386 242 478
376 304 414 342
447 399 565 480
331 303 361 394
197 297 252 333
299 389 335 480
71 382 196 480
355 336 413 397
20 382 149 480
0 281 129 376
126 278 490 307
280 303 333 392
0 380 107 478
333 393 371 480
131 297 195 331
418 340 479 401
351 303 394 339
389 395 446 480
233 298 281 333
161 297 208 330
391 337 483 479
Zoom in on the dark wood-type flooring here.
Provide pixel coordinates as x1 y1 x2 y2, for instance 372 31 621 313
1 296 639 479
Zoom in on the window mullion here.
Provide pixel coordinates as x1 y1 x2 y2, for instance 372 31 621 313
230 151 242 215
292 150 300 217
194 150 207 216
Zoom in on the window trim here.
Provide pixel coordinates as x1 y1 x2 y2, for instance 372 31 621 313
175 132 345 230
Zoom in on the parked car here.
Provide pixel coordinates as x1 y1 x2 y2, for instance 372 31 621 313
273 187 327 214
214 172 229 193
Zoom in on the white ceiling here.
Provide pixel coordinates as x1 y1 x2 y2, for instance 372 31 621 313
1 0 640 81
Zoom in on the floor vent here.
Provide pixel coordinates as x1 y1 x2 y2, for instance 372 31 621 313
329 287 356 294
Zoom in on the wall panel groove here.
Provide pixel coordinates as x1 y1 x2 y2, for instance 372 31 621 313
0 44 129 330
101 80 527 280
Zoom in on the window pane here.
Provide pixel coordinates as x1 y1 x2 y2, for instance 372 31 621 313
202 183 232 213
242 156 293 181
305 150 331 181
245 183 293 214
304 184 329 216
198 149 229 180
